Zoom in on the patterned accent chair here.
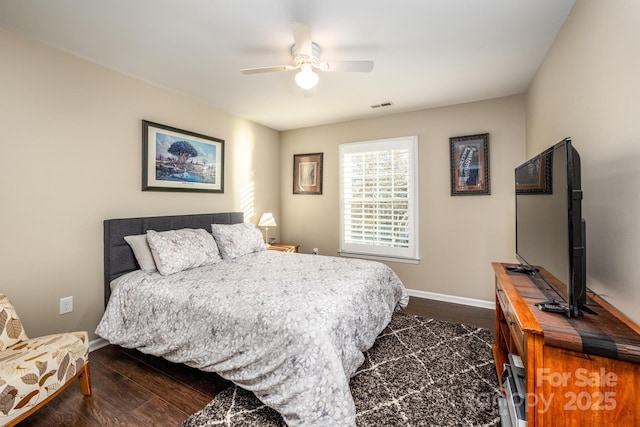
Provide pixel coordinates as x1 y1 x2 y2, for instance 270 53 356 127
0 294 91 426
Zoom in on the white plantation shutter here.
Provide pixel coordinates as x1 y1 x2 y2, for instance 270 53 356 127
339 136 419 262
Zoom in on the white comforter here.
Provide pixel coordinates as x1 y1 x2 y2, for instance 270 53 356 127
95 250 408 426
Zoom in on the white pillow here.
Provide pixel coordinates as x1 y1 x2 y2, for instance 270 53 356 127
124 234 157 272
211 223 265 259
146 228 221 275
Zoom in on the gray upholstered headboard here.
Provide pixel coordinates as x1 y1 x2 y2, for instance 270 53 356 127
103 212 244 307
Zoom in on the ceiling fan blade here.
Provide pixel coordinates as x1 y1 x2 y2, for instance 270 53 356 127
240 65 294 74
291 22 313 57
320 61 374 72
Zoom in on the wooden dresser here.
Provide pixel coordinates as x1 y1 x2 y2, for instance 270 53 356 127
492 262 640 426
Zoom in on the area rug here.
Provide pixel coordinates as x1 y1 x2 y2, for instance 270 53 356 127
181 313 500 426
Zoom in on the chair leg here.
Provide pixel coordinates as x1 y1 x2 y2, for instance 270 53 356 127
78 362 92 396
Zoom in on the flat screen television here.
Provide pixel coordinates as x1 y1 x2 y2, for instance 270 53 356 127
514 137 590 317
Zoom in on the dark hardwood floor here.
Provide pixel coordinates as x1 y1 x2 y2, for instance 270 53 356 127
17 297 494 427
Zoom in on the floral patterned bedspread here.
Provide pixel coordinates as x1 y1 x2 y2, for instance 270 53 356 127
96 251 408 426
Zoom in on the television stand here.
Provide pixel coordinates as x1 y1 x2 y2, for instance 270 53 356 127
493 262 640 426
578 303 598 315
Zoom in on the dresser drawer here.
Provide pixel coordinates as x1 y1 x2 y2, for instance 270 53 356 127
505 310 525 357
496 282 509 312
496 281 526 359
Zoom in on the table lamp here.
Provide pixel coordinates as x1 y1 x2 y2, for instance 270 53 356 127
258 213 277 245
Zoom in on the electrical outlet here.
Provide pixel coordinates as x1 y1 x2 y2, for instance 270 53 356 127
312 248 319 255
60 296 73 314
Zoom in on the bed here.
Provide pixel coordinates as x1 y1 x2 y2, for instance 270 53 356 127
96 212 409 426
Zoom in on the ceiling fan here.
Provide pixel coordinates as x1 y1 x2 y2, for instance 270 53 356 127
240 23 374 90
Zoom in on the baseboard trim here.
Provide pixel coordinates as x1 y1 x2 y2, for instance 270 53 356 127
406 288 494 310
89 337 109 352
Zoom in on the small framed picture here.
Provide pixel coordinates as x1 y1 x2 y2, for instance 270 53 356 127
516 151 553 194
449 133 490 196
142 120 224 193
293 153 323 195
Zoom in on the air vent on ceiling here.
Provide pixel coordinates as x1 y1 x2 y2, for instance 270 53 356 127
370 101 394 109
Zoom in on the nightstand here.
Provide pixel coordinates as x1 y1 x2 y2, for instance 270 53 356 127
266 243 299 253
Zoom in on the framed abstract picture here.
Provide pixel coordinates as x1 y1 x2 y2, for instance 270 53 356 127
449 133 490 196
293 152 323 195
142 120 224 193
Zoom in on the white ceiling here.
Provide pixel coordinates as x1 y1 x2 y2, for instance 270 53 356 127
0 0 575 131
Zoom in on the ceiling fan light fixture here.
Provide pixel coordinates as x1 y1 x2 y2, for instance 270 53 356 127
295 64 319 89
240 24 373 91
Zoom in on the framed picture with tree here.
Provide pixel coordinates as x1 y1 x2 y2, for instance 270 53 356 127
142 120 224 193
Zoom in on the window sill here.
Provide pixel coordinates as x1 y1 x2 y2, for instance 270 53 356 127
338 251 420 264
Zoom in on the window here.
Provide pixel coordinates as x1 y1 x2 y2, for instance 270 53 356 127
339 136 419 263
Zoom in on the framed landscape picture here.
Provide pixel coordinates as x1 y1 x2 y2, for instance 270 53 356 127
293 153 323 195
142 120 224 193
449 133 490 196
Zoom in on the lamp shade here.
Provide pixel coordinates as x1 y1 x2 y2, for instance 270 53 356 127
258 213 277 228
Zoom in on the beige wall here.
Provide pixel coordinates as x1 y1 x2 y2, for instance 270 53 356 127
526 1 640 324
0 28 281 339
280 96 526 302
10 1 632 340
